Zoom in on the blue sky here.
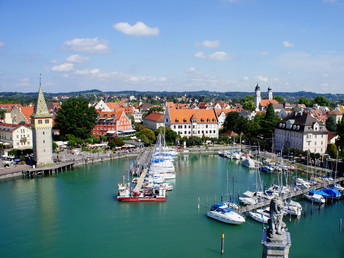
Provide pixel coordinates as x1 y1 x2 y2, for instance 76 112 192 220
0 0 343 94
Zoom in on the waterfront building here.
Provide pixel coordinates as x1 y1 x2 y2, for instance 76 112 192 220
31 82 54 167
143 112 165 130
274 109 328 154
4 105 34 125
0 123 32 157
92 111 135 138
165 108 219 138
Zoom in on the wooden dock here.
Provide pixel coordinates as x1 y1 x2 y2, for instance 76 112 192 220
132 148 154 175
22 162 74 177
238 177 344 214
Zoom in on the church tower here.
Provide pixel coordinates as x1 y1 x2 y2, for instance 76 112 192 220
267 86 273 100
31 78 54 167
254 84 261 111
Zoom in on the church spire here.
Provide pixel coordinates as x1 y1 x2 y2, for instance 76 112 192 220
32 75 51 118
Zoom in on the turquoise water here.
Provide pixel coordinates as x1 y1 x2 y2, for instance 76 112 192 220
0 154 343 257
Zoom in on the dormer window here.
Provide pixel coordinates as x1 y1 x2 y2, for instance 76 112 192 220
183 119 186 122
207 119 210 122
104 114 108 118
201 119 204 122
175 119 179 122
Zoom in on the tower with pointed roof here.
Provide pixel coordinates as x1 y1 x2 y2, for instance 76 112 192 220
31 78 54 167
254 84 261 111
267 86 273 100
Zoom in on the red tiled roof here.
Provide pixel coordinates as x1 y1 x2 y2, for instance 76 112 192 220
144 112 165 122
0 104 22 111
216 109 240 116
21 106 34 124
168 109 218 124
260 99 279 107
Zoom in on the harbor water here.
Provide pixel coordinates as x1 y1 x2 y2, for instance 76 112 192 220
0 153 343 257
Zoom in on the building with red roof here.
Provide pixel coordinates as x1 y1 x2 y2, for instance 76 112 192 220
92 111 135 138
165 108 218 138
143 112 165 130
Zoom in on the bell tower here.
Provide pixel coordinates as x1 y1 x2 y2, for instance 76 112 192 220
31 77 54 167
254 84 261 111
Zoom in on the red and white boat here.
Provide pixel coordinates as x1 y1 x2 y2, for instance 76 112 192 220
117 183 167 202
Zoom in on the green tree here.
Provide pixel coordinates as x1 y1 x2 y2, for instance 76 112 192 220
298 97 313 107
273 96 284 103
240 95 255 111
143 107 164 118
314 96 330 107
326 116 337 132
155 126 178 145
336 115 344 157
327 143 337 159
138 128 156 143
108 137 124 149
55 98 97 139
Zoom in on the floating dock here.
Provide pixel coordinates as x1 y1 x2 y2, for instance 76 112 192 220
238 177 344 214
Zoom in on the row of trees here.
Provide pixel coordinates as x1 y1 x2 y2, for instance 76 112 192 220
222 103 279 150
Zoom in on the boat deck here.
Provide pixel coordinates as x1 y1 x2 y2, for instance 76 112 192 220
132 168 148 193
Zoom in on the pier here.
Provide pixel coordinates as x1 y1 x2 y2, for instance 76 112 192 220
22 162 74 177
132 148 154 176
238 177 344 214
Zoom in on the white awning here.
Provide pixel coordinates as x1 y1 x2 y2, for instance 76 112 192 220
118 129 136 134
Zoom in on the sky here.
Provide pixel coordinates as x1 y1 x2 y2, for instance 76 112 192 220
0 0 344 94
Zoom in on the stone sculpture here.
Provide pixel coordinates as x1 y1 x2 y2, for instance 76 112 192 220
268 196 286 238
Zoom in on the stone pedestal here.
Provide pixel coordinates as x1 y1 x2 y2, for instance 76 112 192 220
262 229 291 258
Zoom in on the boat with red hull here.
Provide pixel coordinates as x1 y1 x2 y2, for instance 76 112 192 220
117 183 167 202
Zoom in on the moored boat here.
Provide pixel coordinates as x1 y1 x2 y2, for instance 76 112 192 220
207 203 245 225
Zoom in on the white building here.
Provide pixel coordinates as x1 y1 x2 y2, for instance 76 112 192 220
0 123 32 157
143 112 165 130
165 108 219 138
274 111 328 154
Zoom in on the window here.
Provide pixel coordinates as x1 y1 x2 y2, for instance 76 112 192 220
43 132 45 135
43 140 45 143
38 120 42 124
45 119 49 124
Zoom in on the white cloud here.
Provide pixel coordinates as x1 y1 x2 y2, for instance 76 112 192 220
255 75 269 82
50 59 58 64
321 82 329 87
194 51 235 61
16 78 30 87
74 68 167 83
194 51 205 58
198 40 220 48
283 41 294 48
63 38 109 53
113 22 159 36
323 73 329 77
261 51 269 55
66 54 90 63
0 41 5 47
208 51 233 61
51 63 74 72
75 69 99 75
242 76 249 81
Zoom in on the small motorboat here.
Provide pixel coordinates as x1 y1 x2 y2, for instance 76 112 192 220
304 193 325 204
207 203 245 225
248 210 269 223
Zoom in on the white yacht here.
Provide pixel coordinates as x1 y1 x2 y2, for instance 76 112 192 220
304 193 325 204
207 203 245 225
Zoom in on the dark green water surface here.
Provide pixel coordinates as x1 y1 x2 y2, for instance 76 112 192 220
0 154 343 257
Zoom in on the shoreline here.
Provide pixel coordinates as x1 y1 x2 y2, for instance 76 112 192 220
0 145 340 180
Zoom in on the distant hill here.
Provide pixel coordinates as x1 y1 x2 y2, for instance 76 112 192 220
0 90 343 103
